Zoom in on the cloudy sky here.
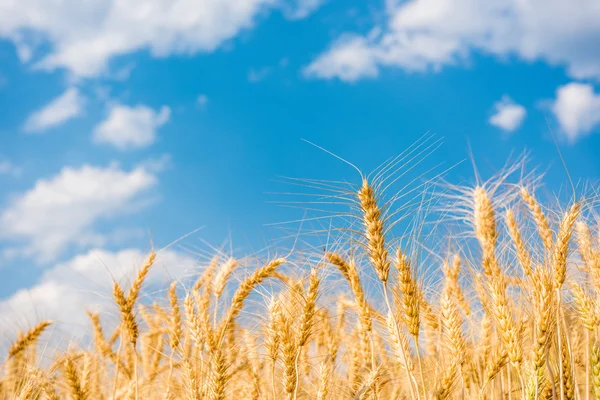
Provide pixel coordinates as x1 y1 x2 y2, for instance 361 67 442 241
0 0 599 337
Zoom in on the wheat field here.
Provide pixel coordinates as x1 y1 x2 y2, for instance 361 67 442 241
2 153 600 400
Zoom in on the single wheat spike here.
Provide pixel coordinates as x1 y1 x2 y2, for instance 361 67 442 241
396 250 420 337
386 311 414 373
326 253 372 332
473 187 498 253
8 321 52 359
487 275 522 366
192 255 219 292
571 282 597 331
184 294 204 346
218 257 286 342
576 221 595 265
126 250 156 308
194 289 216 352
358 178 391 282
280 312 297 397
443 254 471 316
113 281 138 345
506 208 533 276
213 257 239 298
520 187 554 252
440 290 465 364
164 284 181 354
63 356 86 400
316 359 332 400
208 349 228 400
87 312 113 358
529 269 554 396
553 202 580 288
478 313 493 365
297 268 320 348
265 297 282 365
473 187 503 277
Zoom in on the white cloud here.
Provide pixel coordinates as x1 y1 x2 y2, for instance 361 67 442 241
93 104 171 150
0 248 197 338
305 0 600 82
0 0 321 78
23 88 84 133
0 160 22 177
0 163 157 262
304 36 379 82
282 0 326 20
489 96 527 132
551 82 600 142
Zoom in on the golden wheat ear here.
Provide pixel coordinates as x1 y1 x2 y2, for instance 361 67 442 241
8 321 52 359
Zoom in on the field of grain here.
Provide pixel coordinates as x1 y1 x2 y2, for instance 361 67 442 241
1 153 599 400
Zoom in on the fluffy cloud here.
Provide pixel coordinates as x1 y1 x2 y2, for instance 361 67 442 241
0 0 320 78
0 163 157 262
304 36 379 82
23 88 84 133
489 96 526 132
93 104 171 150
305 0 600 82
551 82 600 142
0 248 197 338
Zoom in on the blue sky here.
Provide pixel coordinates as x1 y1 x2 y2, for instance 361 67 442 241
0 0 599 334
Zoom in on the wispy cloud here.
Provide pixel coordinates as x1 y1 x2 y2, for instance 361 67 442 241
282 0 327 20
23 88 84 133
